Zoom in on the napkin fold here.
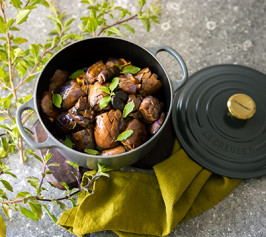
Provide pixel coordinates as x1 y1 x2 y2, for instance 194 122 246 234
57 140 241 237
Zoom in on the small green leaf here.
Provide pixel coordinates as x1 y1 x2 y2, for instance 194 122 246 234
44 151 52 163
60 181 69 191
107 26 122 36
4 171 17 178
52 93 62 108
69 69 84 79
45 170 52 174
84 149 99 155
29 201 43 219
0 179 13 192
98 163 113 173
0 117 5 123
99 96 111 109
64 137 73 148
2 204 11 218
48 163 60 167
26 176 40 189
16 191 31 199
138 0 146 8
109 77 119 92
54 200 67 211
26 149 43 163
86 17 98 33
10 0 23 9
116 130 133 141
122 23 135 34
101 86 110 95
43 204 57 223
141 18 151 32
121 66 141 74
16 9 31 25
13 37 28 44
66 160 79 169
0 214 6 237
19 206 39 221
123 101 135 118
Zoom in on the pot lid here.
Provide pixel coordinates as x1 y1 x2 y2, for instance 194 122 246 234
172 64 266 178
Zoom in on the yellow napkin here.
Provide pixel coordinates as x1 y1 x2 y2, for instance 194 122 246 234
57 140 241 237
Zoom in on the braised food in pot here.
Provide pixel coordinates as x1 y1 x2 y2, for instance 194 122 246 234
40 58 165 156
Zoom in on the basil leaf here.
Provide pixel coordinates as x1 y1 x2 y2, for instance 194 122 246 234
123 101 135 118
116 130 133 141
101 86 110 95
52 93 62 108
69 69 84 79
121 66 141 74
64 137 73 149
84 149 99 155
99 96 111 109
109 77 119 92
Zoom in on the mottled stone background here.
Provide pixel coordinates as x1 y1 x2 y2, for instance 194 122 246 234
1 0 266 236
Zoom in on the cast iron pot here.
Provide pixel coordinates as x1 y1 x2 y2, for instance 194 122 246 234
16 37 188 170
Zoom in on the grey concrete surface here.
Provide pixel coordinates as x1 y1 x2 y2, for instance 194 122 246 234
1 0 266 236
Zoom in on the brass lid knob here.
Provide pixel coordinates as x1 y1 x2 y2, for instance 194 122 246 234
227 93 256 120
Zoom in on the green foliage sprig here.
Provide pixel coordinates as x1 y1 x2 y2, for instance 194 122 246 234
0 0 160 235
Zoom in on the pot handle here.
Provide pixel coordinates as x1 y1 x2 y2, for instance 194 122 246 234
16 98 59 149
147 45 188 93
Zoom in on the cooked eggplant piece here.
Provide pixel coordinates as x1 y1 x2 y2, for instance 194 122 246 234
135 67 152 80
139 96 161 123
111 90 128 111
118 73 141 94
84 60 106 84
68 97 95 127
76 73 88 94
94 109 124 149
140 73 162 96
57 80 86 111
49 69 68 93
101 145 126 156
106 57 131 68
55 112 76 133
149 112 165 135
97 66 120 84
72 128 95 151
127 94 142 112
41 91 58 118
121 119 147 150
87 81 111 112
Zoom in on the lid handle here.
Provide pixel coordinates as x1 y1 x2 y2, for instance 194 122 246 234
227 93 256 120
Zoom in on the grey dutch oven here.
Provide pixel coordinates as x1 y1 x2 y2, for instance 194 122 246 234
16 37 188 170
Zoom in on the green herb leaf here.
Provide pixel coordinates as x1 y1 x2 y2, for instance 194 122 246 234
19 206 39 221
44 151 52 163
121 66 141 74
101 86 111 95
43 204 57 223
99 96 111 109
122 23 135 34
107 26 122 36
26 176 40 189
29 201 43 219
52 93 62 108
10 0 23 9
0 179 13 192
123 101 135 118
98 163 113 173
48 163 60 167
84 149 99 155
138 0 146 8
141 18 151 32
64 137 73 148
66 160 79 169
16 9 31 25
86 17 99 33
116 130 133 141
0 214 6 236
109 77 119 92
70 69 84 79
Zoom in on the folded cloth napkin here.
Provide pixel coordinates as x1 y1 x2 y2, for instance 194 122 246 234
57 140 241 237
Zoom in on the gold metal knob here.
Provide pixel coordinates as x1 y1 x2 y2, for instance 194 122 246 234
227 93 256 120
